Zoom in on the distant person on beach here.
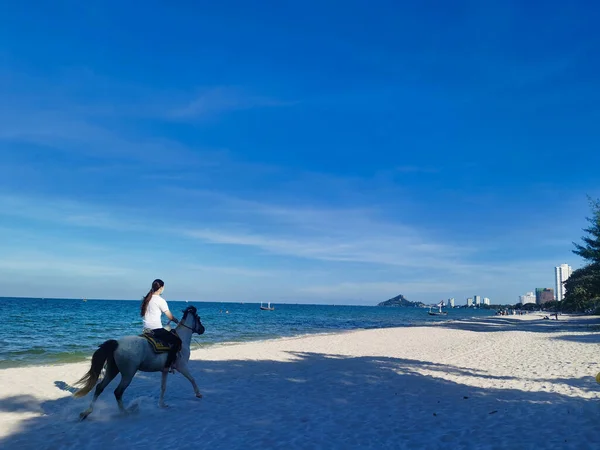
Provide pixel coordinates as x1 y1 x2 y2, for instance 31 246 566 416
140 279 182 372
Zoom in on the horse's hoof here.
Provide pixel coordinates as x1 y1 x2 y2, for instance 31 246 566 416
79 410 91 421
196 393 203 399
159 403 169 409
128 404 139 414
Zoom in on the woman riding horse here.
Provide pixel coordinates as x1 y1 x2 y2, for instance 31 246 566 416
141 279 181 372
73 283 205 420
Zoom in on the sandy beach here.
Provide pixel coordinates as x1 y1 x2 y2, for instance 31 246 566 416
1 314 599 449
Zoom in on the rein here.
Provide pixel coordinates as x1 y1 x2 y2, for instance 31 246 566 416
177 321 195 332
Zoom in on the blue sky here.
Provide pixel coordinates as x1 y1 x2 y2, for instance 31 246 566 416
1 1 599 304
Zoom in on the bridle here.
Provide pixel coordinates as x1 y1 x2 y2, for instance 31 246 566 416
176 306 204 335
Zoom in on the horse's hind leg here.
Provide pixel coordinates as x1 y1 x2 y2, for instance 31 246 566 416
80 359 120 420
114 371 135 413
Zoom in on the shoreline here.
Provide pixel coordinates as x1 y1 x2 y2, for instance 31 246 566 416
1 314 600 449
1 311 595 370
0 311 491 370
0 323 416 371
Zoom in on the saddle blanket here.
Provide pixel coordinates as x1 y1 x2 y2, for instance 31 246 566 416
140 331 176 354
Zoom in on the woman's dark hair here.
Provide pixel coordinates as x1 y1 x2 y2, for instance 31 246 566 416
140 279 165 317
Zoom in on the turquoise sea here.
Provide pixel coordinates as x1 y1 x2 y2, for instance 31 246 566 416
0 297 496 369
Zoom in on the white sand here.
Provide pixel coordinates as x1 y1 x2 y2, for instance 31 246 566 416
1 315 599 449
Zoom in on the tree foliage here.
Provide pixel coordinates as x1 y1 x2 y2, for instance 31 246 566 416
562 198 600 313
561 263 600 313
572 197 600 264
541 300 560 311
514 302 540 311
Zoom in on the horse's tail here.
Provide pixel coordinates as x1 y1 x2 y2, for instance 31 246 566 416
73 339 119 398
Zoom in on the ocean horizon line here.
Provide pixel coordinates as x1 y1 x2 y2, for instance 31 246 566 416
0 296 380 307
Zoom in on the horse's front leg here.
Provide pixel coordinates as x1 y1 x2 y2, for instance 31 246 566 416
178 364 202 398
159 370 169 408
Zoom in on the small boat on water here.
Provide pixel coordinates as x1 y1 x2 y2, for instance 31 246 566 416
260 302 275 311
428 300 447 316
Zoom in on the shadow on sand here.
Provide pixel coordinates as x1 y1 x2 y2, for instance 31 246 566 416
428 315 600 335
0 347 598 450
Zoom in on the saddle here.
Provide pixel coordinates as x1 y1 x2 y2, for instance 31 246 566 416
140 330 177 354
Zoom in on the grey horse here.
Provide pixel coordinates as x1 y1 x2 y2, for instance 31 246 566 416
73 305 205 420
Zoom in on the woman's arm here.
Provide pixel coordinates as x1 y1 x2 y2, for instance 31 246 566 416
165 310 179 323
158 297 178 323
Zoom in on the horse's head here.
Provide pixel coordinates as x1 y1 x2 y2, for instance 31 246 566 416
180 305 205 335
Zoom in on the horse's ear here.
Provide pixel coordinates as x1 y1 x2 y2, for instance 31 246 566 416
181 305 197 314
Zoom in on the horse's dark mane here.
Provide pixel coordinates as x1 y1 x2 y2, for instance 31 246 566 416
181 305 204 335
182 305 197 319
180 305 197 325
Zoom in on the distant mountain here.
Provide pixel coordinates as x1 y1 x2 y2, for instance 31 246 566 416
377 294 425 307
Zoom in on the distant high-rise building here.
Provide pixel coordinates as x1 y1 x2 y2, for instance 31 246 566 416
536 288 555 305
520 292 536 305
555 264 573 301
483 297 491 306
474 295 481 306
466 298 473 307
447 298 455 308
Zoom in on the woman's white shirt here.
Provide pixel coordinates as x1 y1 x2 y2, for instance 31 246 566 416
143 294 169 330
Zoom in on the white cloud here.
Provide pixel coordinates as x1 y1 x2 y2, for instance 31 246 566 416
0 186 576 304
180 190 474 271
0 252 135 278
392 166 439 174
169 86 294 119
0 194 142 232
184 264 275 278
0 110 213 167
299 281 466 297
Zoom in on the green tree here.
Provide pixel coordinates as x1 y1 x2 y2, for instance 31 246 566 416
562 198 600 312
542 300 560 311
521 302 539 312
572 197 600 264
561 263 600 313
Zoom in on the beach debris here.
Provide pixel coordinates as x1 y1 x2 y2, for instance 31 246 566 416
463 396 469 399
